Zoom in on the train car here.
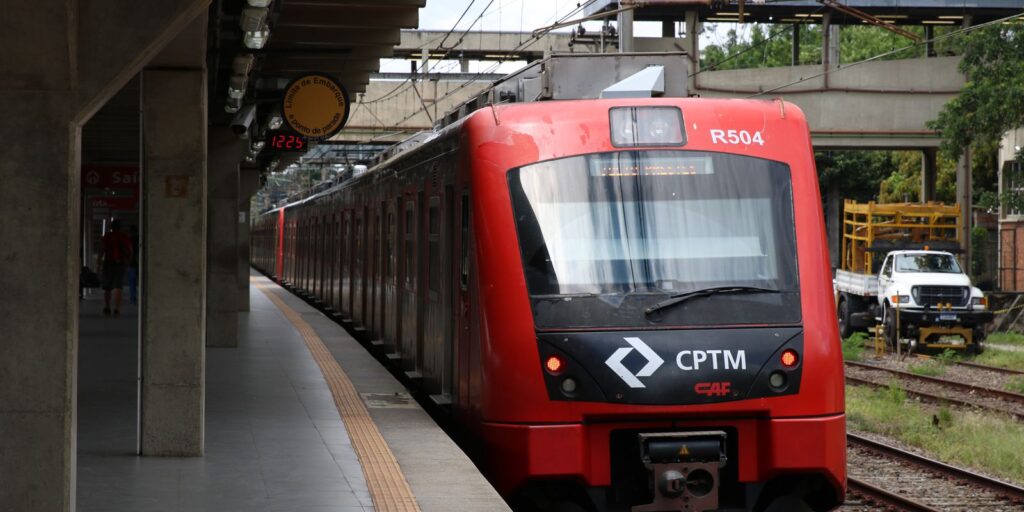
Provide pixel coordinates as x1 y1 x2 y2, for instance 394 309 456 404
252 96 846 511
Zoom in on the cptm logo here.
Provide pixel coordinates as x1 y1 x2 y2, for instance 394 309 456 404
605 337 664 389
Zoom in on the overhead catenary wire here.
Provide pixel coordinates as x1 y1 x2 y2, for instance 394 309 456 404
361 0 595 110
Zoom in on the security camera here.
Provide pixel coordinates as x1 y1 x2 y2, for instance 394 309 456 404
231 104 257 137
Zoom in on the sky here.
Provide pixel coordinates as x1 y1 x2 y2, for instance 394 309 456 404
377 0 738 73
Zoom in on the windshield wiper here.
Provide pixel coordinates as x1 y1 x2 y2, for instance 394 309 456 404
644 286 780 317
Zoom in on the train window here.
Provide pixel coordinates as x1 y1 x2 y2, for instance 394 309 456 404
404 200 415 289
508 150 800 329
428 196 441 294
460 194 470 289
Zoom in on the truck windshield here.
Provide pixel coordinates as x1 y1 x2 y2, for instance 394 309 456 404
896 254 962 274
508 150 801 329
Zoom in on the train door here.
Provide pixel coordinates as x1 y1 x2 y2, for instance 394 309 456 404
400 195 418 372
372 203 384 342
353 208 365 327
332 211 342 313
440 187 456 403
313 215 321 298
341 210 352 317
423 194 444 396
456 191 472 407
384 200 399 353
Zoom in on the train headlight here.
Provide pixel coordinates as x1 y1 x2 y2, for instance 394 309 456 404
609 106 686 147
780 349 799 368
545 355 564 374
560 377 577 395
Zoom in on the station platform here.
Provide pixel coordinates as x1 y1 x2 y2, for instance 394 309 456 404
76 272 509 512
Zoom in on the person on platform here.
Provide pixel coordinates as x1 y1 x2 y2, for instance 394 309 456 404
99 219 133 317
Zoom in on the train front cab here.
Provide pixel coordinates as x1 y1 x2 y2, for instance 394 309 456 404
465 100 846 511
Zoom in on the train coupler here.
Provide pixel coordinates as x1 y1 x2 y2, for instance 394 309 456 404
633 431 727 512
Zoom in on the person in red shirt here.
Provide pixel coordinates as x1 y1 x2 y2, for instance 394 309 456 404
98 219 133 317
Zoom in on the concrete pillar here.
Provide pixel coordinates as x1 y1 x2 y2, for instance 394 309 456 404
792 24 801 66
0 0 211 508
924 25 935 57
662 20 674 38
0 10 78 510
828 181 842 269
957 148 973 272
207 128 247 346
618 6 634 52
823 13 841 71
684 10 701 90
921 148 938 202
140 68 207 455
238 167 261 311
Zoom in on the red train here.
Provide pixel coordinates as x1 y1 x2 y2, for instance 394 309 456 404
252 97 846 511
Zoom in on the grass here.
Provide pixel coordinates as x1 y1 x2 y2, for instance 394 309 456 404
846 384 1024 483
1006 377 1024 394
986 332 1024 346
842 332 868 361
907 361 945 377
974 349 1024 371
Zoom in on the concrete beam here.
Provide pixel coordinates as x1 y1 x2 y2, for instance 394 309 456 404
76 0 212 123
696 56 965 148
394 30 572 59
140 67 207 456
278 5 418 29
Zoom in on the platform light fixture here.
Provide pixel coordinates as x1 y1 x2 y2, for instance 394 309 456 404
232 54 255 76
247 0 272 6
244 26 271 49
240 7 268 32
228 75 248 99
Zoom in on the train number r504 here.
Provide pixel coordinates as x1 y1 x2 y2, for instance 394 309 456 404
709 129 765 146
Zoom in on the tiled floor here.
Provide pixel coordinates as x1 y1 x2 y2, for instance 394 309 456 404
76 285 372 512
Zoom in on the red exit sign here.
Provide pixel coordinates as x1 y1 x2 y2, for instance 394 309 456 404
267 131 308 152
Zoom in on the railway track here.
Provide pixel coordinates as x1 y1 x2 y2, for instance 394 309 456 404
845 361 1024 420
843 434 1024 505
956 359 1024 376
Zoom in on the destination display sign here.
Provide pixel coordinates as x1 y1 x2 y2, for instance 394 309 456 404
281 74 350 140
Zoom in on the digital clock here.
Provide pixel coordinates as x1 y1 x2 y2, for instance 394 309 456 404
267 132 308 152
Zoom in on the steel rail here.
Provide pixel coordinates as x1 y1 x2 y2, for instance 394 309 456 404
844 376 1024 422
846 360 1024 404
847 477 938 512
957 360 1024 376
848 433 1024 504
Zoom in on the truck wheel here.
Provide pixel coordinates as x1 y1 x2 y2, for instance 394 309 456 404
838 298 853 339
882 304 898 350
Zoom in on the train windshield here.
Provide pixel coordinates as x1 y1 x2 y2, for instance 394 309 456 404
508 150 801 329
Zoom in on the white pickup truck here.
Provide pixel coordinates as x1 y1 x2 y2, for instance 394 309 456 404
835 250 992 352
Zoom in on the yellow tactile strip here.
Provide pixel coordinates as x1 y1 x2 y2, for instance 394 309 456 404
256 279 421 512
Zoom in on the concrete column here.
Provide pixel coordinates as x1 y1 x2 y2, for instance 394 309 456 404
924 25 935 57
684 10 701 90
618 6 634 52
957 148 973 272
207 127 247 346
921 148 938 202
140 68 207 455
0 8 78 508
827 181 842 269
792 24 801 66
662 20 674 38
237 167 261 311
822 13 841 71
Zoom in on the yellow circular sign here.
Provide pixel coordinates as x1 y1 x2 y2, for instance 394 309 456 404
282 74 349 139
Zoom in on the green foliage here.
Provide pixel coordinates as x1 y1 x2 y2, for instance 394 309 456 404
974 347 1024 371
842 332 868 361
929 25 1024 159
1006 377 1024 394
847 385 1024 482
987 332 1024 345
907 361 945 377
935 348 962 366
884 379 907 404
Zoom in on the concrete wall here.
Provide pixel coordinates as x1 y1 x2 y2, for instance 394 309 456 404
696 56 965 148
